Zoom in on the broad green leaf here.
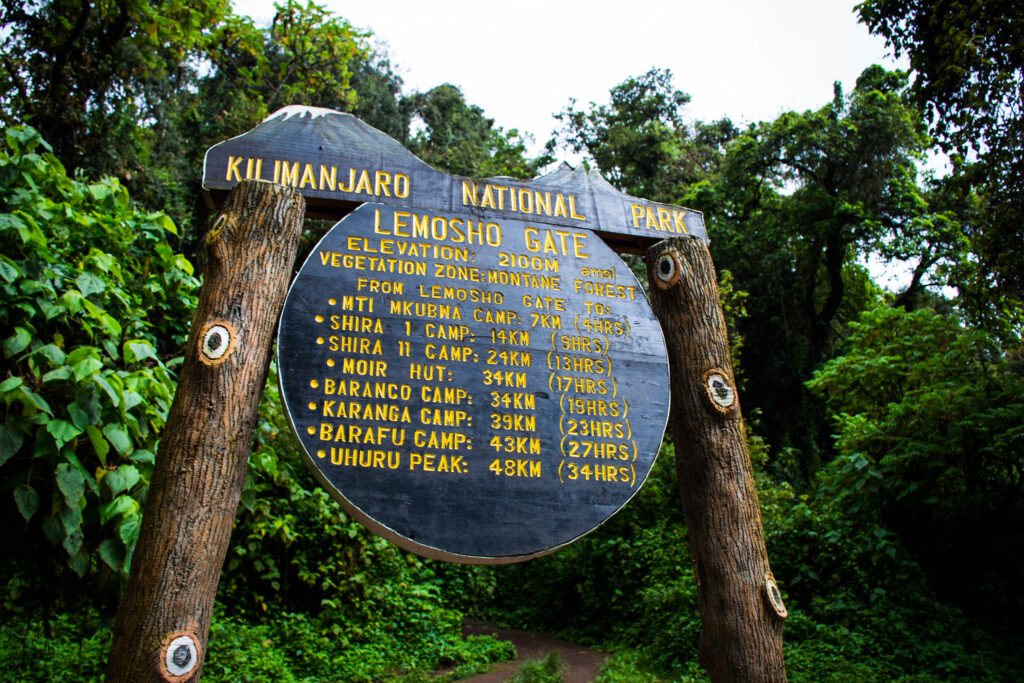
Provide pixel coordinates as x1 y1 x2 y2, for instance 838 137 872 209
47 419 82 449
41 515 62 544
88 183 111 202
86 424 110 464
119 514 141 547
68 403 91 430
16 385 52 414
0 213 26 234
21 413 49 426
129 449 155 465
5 127 38 147
100 313 122 336
14 484 40 521
124 339 158 364
18 277 44 296
81 297 102 320
38 299 63 321
0 256 19 283
60 290 84 314
42 366 73 383
0 424 23 467
122 413 140 439
60 502 83 537
98 538 125 572
72 356 103 381
102 469 124 497
38 343 66 367
100 495 137 524
3 326 32 357
174 254 194 276
66 346 99 365
18 220 46 249
122 389 143 411
117 464 141 492
88 250 117 274
55 462 86 505
158 213 178 235
103 423 132 457
0 376 23 393
63 526 84 558
60 451 92 492
76 271 106 296
67 550 89 577
92 374 120 407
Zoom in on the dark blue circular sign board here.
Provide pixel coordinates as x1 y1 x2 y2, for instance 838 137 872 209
278 203 670 563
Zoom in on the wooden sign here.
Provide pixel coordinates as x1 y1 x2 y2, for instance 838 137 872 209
202 105 707 252
277 202 671 562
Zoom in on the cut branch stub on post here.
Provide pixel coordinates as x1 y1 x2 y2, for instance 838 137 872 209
105 180 305 682
646 236 787 682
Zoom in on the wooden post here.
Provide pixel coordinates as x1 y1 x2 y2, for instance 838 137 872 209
646 236 787 682
105 180 305 682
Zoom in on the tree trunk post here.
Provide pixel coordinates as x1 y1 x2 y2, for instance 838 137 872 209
106 180 305 682
645 236 787 682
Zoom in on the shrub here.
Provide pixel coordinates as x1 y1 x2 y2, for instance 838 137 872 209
0 125 198 611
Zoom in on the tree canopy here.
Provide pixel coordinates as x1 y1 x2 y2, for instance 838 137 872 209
553 67 736 203
858 0 1024 339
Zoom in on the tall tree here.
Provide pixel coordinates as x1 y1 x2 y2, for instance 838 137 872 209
405 83 549 179
709 66 950 468
0 0 390 253
553 67 737 204
857 0 1024 340
0 0 231 177
197 0 368 144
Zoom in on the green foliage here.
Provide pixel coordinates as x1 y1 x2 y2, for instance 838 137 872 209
0 353 516 680
553 68 737 203
0 0 232 175
716 268 749 387
595 650 698 682
857 0 1024 340
706 66 946 468
1 116 519 673
454 432 1022 681
199 0 367 137
508 652 565 683
856 0 1023 160
0 0 375 254
807 305 1024 625
1 0 546 263
0 607 109 682
0 126 198 601
202 607 513 682
348 53 410 142
0 602 513 683
759 466 1021 681
406 84 551 179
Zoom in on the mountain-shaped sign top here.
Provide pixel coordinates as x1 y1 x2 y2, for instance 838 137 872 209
203 106 707 251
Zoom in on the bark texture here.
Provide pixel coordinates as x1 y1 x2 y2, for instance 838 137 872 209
646 236 786 682
106 180 305 682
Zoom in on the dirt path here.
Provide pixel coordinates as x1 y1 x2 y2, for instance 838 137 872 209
459 619 606 683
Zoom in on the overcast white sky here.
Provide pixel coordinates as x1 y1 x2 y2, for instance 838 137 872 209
233 0 906 154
